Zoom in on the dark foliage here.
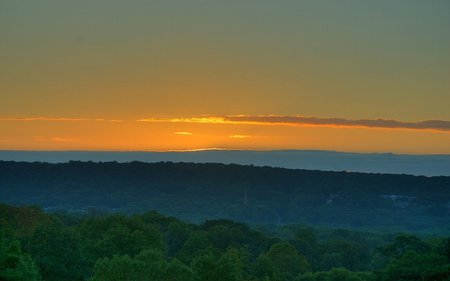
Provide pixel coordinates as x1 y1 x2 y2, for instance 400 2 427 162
0 204 449 281
0 161 449 233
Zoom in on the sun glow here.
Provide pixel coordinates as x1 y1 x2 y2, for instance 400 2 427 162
0 115 449 153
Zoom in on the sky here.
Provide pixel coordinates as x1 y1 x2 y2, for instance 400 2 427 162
1 1 449 153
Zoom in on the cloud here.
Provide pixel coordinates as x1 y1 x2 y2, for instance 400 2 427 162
138 117 226 124
229 135 252 139
4 115 448 131
225 115 450 131
167 147 225 152
0 117 123 122
138 115 450 132
174 132 193 136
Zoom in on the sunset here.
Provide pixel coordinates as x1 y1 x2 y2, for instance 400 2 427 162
1 1 449 280
1 115 450 153
1 1 449 153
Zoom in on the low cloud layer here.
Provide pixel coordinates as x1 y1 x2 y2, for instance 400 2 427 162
2 115 449 132
223 115 450 131
139 115 450 132
0 117 122 122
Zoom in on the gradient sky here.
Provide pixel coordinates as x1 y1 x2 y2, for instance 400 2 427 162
1 1 449 153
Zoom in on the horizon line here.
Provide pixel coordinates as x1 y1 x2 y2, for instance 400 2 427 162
1 148 450 156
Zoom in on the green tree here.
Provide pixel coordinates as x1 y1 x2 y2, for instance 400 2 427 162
78 215 164 262
291 227 320 270
206 223 245 250
164 258 194 281
222 247 252 281
192 252 240 281
0 232 40 281
165 221 191 257
176 231 212 264
444 238 450 259
253 254 281 281
27 223 87 281
319 239 370 271
378 251 450 281
89 249 165 281
295 268 375 281
266 242 311 281
378 234 429 259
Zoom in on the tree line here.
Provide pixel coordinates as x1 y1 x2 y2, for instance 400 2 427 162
1 204 449 281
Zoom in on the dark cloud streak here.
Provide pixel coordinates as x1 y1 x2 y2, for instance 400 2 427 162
222 115 450 132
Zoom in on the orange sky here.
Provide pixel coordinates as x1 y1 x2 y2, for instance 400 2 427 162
1 2 449 153
1 116 449 153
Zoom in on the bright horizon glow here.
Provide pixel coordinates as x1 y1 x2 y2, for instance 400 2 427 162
1 115 450 154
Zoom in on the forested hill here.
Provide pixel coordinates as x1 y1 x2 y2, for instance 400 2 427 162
0 161 449 233
2 150 450 176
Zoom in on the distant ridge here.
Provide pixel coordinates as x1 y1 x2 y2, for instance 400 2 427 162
1 149 450 176
1 161 449 233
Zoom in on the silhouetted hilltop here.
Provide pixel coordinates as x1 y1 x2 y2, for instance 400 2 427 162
1 150 450 176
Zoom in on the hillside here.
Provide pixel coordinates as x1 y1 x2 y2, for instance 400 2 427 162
0 161 449 233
